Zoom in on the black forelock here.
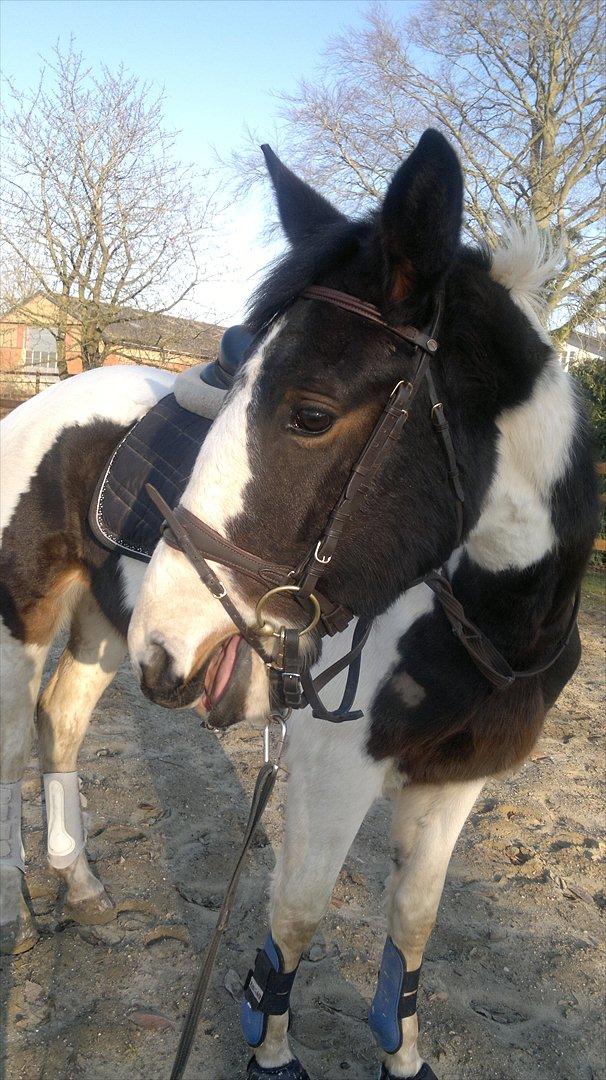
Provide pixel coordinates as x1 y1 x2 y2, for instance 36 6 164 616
245 217 375 334
246 208 497 341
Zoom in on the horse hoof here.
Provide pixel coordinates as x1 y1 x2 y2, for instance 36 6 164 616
379 1064 438 1080
62 889 116 925
0 864 39 955
0 915 39 955
247 1056 310 1079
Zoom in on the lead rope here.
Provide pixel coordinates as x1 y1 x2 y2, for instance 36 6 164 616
170 715 289 1080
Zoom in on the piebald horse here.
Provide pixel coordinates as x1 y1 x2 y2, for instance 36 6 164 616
0 131 598 1080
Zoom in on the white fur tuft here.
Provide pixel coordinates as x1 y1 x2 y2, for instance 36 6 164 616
490 219 563 338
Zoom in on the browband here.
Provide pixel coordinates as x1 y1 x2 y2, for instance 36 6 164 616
301 286 439 354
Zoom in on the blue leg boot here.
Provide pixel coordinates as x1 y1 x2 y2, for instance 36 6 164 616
241 934 308 1079
370 938 438 1080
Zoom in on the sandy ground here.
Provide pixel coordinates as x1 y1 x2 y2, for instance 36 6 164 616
1 578 604 1080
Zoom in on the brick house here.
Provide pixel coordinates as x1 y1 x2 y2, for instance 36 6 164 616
0 292 224 412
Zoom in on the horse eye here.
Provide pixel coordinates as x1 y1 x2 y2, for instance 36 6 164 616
292 406 334 435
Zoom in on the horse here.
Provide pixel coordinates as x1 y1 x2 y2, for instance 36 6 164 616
0 130 598 1080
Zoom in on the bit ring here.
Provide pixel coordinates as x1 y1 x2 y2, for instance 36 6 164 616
255 585 321 638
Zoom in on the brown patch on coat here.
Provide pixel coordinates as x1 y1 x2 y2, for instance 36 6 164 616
389 258 415 304
285 396 380 450
22 568 88 645
369 676 551 785
0 418 129 644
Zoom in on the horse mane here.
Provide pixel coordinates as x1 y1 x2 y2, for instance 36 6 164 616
248 210 564 351
489 219 563 330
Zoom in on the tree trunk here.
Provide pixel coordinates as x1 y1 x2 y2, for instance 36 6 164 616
56 332 69 380
80 329 104 371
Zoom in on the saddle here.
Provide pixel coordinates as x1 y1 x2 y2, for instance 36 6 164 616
89 325 253 560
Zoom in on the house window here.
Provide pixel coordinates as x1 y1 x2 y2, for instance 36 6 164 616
25 326 58 370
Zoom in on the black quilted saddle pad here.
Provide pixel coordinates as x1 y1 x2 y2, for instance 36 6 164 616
89 393 214 561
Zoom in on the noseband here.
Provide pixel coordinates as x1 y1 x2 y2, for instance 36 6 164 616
148 285 579 722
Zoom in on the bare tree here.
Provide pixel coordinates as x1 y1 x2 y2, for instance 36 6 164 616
1 42 215 375
233 0 604 338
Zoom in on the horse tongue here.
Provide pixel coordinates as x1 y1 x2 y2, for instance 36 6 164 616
208 635 242 706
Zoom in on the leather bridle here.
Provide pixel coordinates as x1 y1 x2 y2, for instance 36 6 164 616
147 284 579 723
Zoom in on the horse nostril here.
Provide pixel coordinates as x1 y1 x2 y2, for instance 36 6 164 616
139 642 178 699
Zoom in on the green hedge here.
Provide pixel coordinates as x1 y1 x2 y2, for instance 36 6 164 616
569 355 606 459
569 355 605 566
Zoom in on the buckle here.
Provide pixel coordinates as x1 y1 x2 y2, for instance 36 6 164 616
314 541 332 565
262 712 289 766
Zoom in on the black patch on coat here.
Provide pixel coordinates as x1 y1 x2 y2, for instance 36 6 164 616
227 138 599 780
367 398 599 782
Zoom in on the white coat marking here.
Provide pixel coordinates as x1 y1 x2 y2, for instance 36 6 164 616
490 218 561 345
128 325 280 683
467 358 576 573
119 557 148 617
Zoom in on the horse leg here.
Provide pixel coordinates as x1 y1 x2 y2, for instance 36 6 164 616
36 590 126 923
372 779 484 1080
0 624 49 954
242 717 387 1077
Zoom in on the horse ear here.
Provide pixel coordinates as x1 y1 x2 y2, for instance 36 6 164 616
261 144 346 245
381 129 463 302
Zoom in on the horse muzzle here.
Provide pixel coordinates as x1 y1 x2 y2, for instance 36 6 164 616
138 634 251 719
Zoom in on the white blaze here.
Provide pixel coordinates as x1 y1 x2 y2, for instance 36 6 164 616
127 326 280 702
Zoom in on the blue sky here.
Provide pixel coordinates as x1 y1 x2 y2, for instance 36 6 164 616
1 0 418 322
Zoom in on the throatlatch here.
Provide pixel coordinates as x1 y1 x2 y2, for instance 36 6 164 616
369 937 422 1054
240 934 298 1047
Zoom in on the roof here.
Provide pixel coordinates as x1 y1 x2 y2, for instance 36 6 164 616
101 306 224 360
566 328 605 359
3 292 225 361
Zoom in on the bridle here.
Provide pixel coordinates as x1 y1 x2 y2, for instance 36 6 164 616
160 285 581 1080
148 284 579 723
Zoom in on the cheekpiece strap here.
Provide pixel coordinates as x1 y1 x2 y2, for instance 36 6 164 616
276 628 304 710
